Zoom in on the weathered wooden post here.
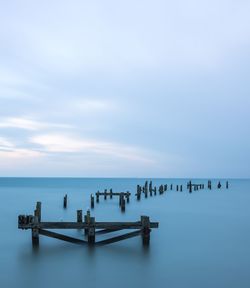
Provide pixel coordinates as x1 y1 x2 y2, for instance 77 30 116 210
91 194 94 209
149 181 152 196
217 181 221 189
141 216 150 246
84 210 91 235
88 216 95 245
35 201 41 222
176 185 179 192
188 181 192 193
136 185 141 201
104 189 107 200
32 202 40 247
110 189 113 199
63 194 67 208
121 194 126 212
208 180 212 190
170 184 173 190
180 185 183 192
164 184 167 191
77 210 82 223
226 181 229 189
96 191 100 203
126 191 130 203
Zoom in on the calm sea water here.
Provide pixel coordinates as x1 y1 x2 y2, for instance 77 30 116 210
0 178 249 288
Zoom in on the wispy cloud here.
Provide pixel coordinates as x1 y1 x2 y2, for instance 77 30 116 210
30 133 155 163
0 117 72 131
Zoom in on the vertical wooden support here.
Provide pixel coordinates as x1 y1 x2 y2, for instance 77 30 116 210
154 187 157 195
110 189 113 199
84 210 91 235
164 184 167 191
88 217 95 245
63 194 67 208
104 189 107 200
96 191 99 203
189 181 192 193
35 201 41 222
217 181 221 189
121 195 126 212
141 216 150 246
126 192 130 203
180 185 183 192
32 215 39 247
208 180 212 190
77 210 82 223
226 181 229 189
170 184 173 190
149 181 152 195
91 194 94 209
136 185 141 201
176 185 179 191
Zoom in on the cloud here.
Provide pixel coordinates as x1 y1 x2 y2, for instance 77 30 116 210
0 117 72 131
30 133 155 163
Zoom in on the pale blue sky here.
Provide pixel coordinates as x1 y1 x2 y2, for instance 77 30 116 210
0 0 249 177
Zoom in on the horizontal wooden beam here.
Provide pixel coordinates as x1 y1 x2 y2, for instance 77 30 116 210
19 221 159 230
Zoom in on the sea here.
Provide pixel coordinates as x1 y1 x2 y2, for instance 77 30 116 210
0 178 249 288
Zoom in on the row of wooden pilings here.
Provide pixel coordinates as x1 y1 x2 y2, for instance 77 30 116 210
62 180 229 210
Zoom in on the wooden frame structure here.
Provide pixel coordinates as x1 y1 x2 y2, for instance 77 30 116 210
18 202 159 247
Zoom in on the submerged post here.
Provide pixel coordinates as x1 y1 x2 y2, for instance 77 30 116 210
91 194 94 209
32 215 39 247
226 181 229 189
63 194 67 208
110 189 113 199
96 191 100 203
141 216 150 246
88 216 95 245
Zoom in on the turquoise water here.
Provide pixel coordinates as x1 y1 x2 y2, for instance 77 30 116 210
0 178 249 288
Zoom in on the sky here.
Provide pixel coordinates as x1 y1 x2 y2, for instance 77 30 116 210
0 0 249 177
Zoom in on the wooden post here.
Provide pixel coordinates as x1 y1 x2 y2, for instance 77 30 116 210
77 210 82 223
164 184 167 191
32 215 39 247
226 181 229 189
96 191 100 203
176 185 179 192
91 194 94 209
170 184 173 190
104 189 107 200
217 181 221 189
88 217 95 245
84 210 91 235
126 191 130 203
110 189 113 199
188 181 192 193
136 185 141 201
141 216 150 246
149 181 152 195
63 194 67 208
180 185 182 192
121 195 126 212
35 201 41 222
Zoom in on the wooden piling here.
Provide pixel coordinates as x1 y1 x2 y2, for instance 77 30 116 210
104 189 107 200
180 185 182 192
63 194 67 208
170 184 173 190
32 215 39 247
84 210 91 235
126 191 130 203
110 189 113 199
217 181 221 189
226 181 229 189
35 201 41 222
77 210 82 223
88 216 95 245
176 185 179 192
141 216 150 246
96 191 100 203
91 194 94 209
